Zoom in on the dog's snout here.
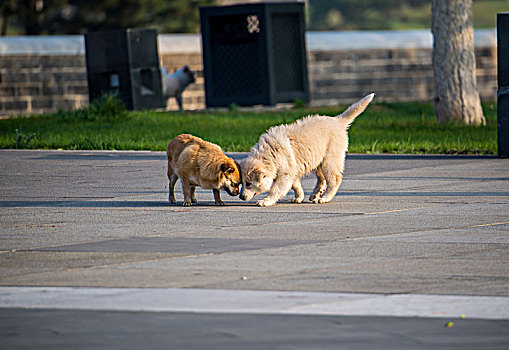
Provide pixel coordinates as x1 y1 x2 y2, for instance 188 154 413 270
225 186 240 197
230 188 240 196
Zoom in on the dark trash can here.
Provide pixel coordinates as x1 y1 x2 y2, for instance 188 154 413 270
200 2 309 107
498 13 509 157
84 28 165 110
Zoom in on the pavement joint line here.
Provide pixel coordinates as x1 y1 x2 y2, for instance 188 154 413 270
217 206 436 230
365 206 434 215
465 221 509 228
333 222 509 242
0 286 508 320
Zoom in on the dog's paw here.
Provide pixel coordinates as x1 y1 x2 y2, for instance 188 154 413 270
169 198 177 205
183 201 193 207
292 197 304 204
191 198 198 204
256 199 275 207
309 191 325 202
317 198 331 204
215 200 225 206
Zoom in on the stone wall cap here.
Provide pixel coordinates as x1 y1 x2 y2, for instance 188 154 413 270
306 29 496 51
0 29 496 56
0 35 84 55
158 34 202 54
158 29 497 53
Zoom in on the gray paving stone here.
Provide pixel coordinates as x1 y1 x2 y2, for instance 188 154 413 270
0 150 508 296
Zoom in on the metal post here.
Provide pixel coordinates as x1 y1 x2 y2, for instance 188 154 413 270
84 29 164 111
497 13 509 157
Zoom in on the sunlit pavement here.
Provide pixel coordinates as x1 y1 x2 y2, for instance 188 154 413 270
1 150 508 349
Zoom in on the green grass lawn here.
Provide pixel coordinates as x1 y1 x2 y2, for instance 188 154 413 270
0 96 498 154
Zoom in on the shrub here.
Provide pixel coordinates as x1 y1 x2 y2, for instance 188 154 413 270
57 94 128 122
13 129 36 149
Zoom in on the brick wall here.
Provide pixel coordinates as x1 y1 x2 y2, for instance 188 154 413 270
0 30 497 117
308 46 497 105
0 55 88 116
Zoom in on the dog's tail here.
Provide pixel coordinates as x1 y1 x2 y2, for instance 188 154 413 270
336 93 375 127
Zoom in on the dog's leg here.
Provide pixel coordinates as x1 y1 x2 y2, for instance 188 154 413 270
169 173 178 205
257 174 293 207
310 167 327 203
176 91 183 110
317 152 346 203
318 163 344 204
213 189 225 206
318 173 343 203
181 178 193 206
291 178 305 203
191 186 198 203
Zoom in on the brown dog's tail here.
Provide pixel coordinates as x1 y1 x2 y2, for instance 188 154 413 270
336 93 375 127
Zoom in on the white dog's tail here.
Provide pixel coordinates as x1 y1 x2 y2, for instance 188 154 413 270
336 93 375 127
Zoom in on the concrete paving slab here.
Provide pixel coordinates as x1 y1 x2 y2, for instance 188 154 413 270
1 149 508 348
1 149 508 294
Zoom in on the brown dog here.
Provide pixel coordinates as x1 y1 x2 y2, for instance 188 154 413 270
166 134 241 206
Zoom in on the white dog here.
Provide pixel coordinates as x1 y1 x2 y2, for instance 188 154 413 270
160 65 195 110
239 93 375 207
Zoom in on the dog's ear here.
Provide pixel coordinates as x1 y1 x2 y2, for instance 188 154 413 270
221 163 235 173
183 65 190 73
235 161 242 174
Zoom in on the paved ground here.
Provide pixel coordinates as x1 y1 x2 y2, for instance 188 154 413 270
1 150 508 349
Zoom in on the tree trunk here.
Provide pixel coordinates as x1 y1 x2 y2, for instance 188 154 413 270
431 0 486 125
